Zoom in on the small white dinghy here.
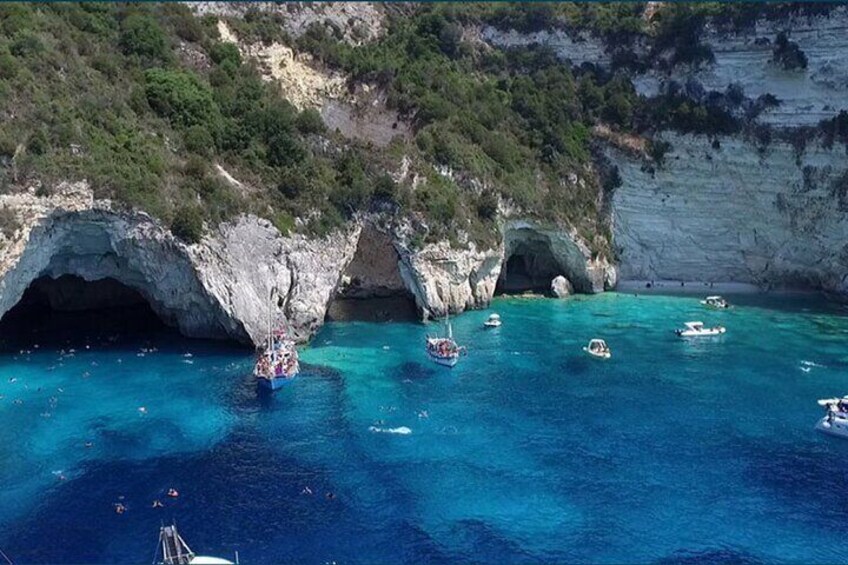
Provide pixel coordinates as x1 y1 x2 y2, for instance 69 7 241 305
483 313 502 328
675 321 726 337
701 295 730 309
583 339 611 359
816 397 848 439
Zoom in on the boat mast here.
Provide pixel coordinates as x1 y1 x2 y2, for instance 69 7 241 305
158 524 195 565
268 286 276 350
446 307 452 340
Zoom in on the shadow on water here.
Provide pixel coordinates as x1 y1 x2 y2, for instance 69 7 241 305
0 278 250 356
655 548 763 565
394 361 438 381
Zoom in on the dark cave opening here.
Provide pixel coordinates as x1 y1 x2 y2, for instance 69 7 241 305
496 243 564 295
0 275 170 346
326 225 418 322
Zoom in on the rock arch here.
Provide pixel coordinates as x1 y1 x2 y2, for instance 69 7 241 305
326 223 417 322
0 208 252 343
497 221 613 295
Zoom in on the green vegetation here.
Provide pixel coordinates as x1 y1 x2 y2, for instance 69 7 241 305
0 2 401 239
0 205 18 238
170 205 204 243
0 2 835 253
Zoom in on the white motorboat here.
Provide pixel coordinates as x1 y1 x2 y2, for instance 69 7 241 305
701 295 730 309
675 321 726 337
583 338 611 359
483 313 502 328
816 397 848 438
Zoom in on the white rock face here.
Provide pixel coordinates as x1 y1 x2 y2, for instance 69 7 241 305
610 133 848 291
395 240 503 318
392 219 615 318
190 216 360 344
483 7 848 125
481 27 612 67
0 183 617 344
634 8 848 125
0 183 360 345
550 275 574 298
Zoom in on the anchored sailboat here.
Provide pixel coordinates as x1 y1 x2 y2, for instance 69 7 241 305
426 309 465 368
254 287 300 390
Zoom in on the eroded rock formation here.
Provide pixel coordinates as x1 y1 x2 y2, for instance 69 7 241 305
500 220 615 294
0 183 616 344
0 183 360 345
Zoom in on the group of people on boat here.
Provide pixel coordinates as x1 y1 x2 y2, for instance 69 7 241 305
816 397 848 438
427 337 461 359
588 340 610 356
254 330 299 380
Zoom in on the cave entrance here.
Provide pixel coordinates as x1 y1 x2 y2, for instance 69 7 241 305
496 235 565 295
326 225 418 322
0 275 171 346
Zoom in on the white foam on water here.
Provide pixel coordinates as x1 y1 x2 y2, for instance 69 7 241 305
368 426 412 435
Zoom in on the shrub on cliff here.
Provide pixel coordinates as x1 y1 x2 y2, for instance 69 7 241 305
120 13 170 64
772 32 807 71
144 68 221 131
170 206 204 244
0 206 19 239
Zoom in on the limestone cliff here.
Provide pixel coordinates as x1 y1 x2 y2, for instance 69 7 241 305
484 8 848 292
610 133 848 292
483 7 848 126
0 182 360 345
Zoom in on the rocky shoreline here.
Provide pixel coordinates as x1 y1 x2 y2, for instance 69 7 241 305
0 182 612 346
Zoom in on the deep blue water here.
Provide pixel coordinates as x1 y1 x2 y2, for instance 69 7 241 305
1 293 848 564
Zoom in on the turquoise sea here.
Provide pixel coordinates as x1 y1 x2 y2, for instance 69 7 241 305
1 293 847 563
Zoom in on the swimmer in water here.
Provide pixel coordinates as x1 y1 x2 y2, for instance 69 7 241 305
167 488 179 498
114 503 127 514
84 442 93 448
301 486 313 495
152 500 164 508
325 492 336 500
138 407 147 414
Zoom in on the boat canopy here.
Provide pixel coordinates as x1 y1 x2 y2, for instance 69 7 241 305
818 397 848 406
189 557 234 565
589 339 607 347
488 313 500 320
684 321 704 330
706 296 723 301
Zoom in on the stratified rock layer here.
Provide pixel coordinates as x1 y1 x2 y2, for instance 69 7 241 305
611 134 848 291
